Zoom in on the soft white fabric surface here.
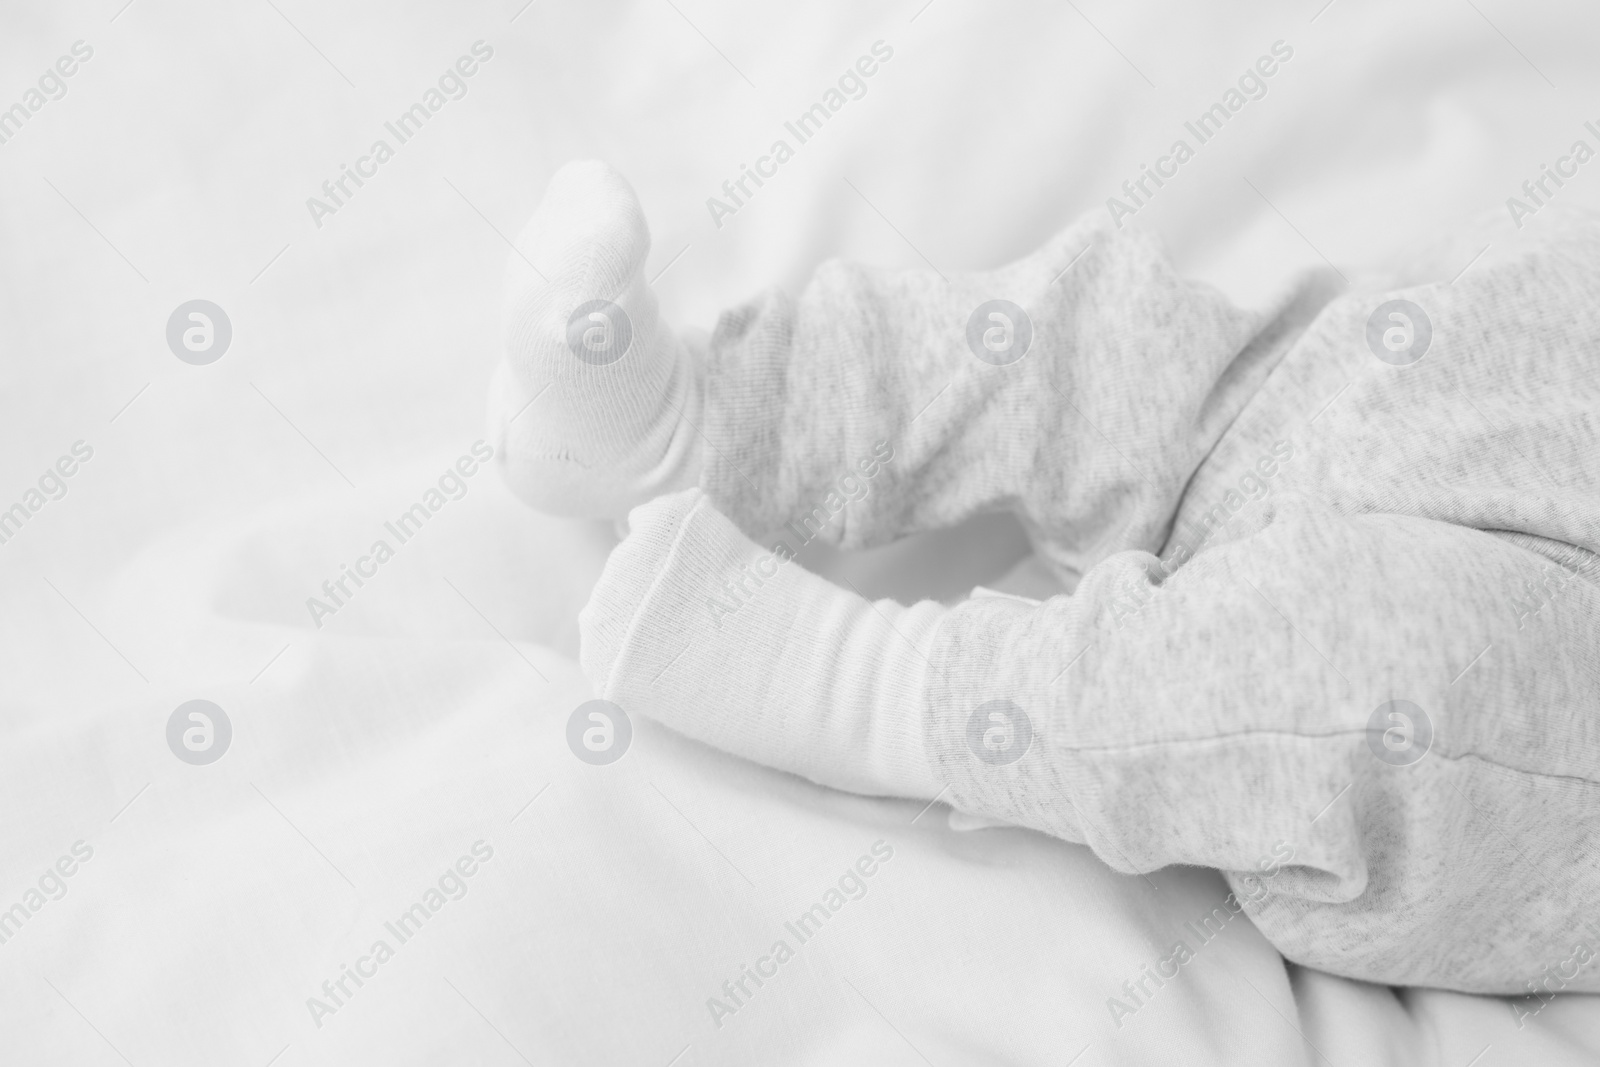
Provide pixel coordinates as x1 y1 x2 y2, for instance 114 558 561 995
3 0 1599 1063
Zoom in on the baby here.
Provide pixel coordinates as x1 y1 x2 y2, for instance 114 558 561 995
490 161 1600 995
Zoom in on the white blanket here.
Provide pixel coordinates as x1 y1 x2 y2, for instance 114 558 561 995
3 1 1598 1063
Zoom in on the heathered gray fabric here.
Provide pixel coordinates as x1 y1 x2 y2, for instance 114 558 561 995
693 211 1600 994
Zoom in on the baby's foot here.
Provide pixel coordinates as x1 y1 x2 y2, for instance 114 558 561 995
579 487 945 799
489 161 702 518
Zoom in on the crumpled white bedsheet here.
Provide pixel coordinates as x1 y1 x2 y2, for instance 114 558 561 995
3 0 1599 1063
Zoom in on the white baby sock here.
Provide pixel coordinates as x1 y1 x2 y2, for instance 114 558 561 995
580 488 946 800
489 160 703 518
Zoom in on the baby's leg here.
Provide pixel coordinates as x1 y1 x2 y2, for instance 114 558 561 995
489 162 1336 577
581 483 1600 994
692 223 1334 581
